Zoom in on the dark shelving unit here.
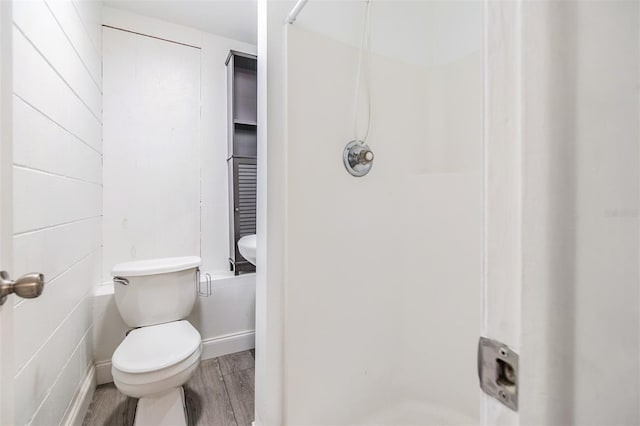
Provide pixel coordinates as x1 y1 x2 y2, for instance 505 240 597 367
226 50 257 275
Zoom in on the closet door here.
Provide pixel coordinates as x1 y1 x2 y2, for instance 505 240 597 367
103 27 201 273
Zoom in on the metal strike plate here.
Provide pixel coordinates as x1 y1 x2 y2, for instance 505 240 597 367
478 336 519 411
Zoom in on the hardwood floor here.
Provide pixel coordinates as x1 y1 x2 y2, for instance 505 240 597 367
223 367 255 426
82 350 255 426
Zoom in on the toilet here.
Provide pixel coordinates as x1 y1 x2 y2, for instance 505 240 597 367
110 256 203 426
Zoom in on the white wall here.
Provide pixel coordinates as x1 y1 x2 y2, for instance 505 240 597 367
95 7 257 384
481 2 522 424
283 21 482 425
11 0 102 424
519 2 639 424
255 1 292 424
484 1 640 424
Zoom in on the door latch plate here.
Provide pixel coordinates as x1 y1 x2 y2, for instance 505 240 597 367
478 336 519 411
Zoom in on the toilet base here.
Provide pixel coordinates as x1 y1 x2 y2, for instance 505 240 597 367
134 387 187 426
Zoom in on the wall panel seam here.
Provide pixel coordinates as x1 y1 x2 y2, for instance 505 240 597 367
15 282 98 378
13 215 101 238
25 324 94 426
13 164 102 186
70 0 101 57
43 0 102 93
13 247 101 311
13 94 102 155
13 23 102 123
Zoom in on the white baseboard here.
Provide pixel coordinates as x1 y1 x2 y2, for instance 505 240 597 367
95 330 255 385
200 330 255 360
61 365 96 426
95 360 113 386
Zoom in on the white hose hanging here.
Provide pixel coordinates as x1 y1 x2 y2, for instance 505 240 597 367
352 0 373 145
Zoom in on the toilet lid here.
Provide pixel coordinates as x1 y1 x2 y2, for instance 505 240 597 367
113 320 201 374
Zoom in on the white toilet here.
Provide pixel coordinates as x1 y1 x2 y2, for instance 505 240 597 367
110 256 203 426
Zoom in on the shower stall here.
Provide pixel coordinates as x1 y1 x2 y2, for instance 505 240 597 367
255 1 640 425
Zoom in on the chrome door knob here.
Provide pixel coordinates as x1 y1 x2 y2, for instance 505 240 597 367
0 271 45 305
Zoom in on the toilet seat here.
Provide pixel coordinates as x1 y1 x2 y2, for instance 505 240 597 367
113 320 201 373
112 320 202 398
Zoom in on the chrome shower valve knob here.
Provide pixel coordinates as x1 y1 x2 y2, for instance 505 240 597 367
344 140 374 177
357 149 374 164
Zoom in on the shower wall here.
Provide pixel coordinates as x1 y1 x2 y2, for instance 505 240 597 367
282 6 482 422
263 1 640 424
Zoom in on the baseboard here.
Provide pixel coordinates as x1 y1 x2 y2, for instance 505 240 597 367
61 364 96 426
95 360 113 386
95 330 255 385
201 330 255 360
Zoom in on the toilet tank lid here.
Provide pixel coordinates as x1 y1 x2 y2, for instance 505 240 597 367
112 256 201 277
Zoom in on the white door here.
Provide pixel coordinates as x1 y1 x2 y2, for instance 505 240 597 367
102 27 201 272
0 3 48 424
0 1 14 424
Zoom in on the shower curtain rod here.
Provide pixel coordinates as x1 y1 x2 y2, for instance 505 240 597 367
286 0 310 24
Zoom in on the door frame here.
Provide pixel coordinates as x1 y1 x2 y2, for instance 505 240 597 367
0 0 14 424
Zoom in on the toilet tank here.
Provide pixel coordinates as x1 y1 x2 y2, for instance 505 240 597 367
111 256 201 328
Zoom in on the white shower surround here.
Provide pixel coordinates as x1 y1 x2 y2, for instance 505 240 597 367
258 0 640 425
282 20 483 425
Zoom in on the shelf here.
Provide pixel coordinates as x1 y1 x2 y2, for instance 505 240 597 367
234 119 257 127
228 50 258 276
227 155 257 161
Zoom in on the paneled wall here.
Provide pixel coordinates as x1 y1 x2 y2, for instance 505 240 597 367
11 0 102 424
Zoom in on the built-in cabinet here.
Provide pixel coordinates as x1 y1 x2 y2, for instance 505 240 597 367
226 50 257 274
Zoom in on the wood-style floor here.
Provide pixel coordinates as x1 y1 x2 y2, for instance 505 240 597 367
82 350 255 426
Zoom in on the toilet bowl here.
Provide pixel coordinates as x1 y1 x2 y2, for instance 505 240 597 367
110 257 202 426
112 320 202 397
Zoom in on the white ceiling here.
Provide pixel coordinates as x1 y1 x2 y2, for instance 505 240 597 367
102 0 258 44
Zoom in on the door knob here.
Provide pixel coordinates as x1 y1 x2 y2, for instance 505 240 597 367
0 271 45 305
